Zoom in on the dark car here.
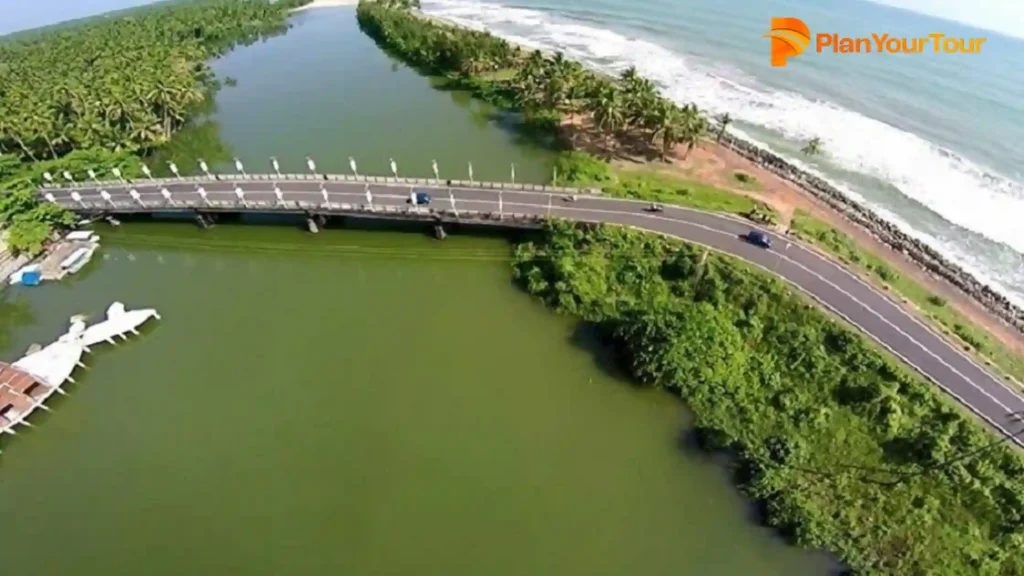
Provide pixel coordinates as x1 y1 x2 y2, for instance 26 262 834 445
409 191 432 206
745 230 772 249
644 203 664 213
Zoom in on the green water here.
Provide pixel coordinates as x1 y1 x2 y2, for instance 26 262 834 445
0 7 833 575
159 7 558 183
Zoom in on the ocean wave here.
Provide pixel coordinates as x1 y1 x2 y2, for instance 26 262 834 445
420 0 1024 306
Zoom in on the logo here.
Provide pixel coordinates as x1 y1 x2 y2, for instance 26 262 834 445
765 17 987 67
764 17 810 67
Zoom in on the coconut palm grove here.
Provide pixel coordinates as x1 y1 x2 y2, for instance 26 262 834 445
0 0 309 253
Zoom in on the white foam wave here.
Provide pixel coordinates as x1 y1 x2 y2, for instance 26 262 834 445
421 0 1024 306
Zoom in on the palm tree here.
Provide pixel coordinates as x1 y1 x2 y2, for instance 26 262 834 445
714 112 732 143
802 137 823 156
590 84 625 155
678 104 706 159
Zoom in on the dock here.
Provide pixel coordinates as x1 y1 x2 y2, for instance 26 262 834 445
37 238 99 281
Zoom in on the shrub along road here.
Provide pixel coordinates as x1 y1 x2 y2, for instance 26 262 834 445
44 179 1024 447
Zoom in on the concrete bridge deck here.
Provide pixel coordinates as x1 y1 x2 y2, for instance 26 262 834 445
39 175 1024 447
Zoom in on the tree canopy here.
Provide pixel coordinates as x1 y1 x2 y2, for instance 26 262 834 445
0 0 308 161
514 221 1024 575
0 0 310 254
356 1 707 162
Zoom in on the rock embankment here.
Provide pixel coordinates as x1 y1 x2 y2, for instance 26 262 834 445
717 132 1024 335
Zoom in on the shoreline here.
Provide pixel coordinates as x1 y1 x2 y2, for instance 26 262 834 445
395 4 1024 338
291 0 358 12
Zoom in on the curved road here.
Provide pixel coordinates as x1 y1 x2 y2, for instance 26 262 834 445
43 179 1024 444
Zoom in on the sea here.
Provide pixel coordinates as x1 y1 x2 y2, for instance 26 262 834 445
420 0 1024 307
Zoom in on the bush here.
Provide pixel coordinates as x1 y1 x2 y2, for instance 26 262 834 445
552 151 614 186
512 221 1024 575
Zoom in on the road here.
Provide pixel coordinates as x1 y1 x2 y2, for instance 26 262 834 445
43 178 1024 444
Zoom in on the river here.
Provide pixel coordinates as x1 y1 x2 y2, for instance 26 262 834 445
0 7 833 575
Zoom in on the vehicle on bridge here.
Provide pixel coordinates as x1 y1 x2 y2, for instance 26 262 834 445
744 230 772 249
644 203 664 213
409 191 432 206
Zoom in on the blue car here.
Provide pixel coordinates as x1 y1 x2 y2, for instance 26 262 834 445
409 191 432 206
745 230 772 249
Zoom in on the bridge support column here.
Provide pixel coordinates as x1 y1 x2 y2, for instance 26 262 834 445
195 212 213 229
307 217 320 234
433 224 447 240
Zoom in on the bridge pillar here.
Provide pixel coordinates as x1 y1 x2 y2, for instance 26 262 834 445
307 217 320 234
195 212 214 229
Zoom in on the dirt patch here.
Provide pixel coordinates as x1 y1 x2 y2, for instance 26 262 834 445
561 116 1024 359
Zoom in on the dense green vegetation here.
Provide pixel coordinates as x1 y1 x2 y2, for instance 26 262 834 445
0 0 309 255
366 0 1023 389
514 221 1024 575
0 0 307 159
790 209 1024 385
357 1 713 160
553 151 776 223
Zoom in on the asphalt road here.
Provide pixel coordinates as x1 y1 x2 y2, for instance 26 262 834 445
43 179 1024 444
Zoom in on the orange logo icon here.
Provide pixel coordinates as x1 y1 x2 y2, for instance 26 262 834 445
764 17 811 67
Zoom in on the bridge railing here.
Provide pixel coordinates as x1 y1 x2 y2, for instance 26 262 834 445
59 197 551 228
40 173 601 195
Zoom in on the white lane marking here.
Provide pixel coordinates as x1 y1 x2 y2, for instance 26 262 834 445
533 204 1023 413
90 185 1019 393
528 208 1024 445
60 190 1024 421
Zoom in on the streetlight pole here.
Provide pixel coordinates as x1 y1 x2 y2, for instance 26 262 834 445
349 156 359 178
198 159 212 179
141 164 154 181
364 184 373 209
306 156 317 179
167 162 181 181
389 158 398 179
87 169 100 184
111 167 125 184
270 157 281 178
432 159 439 184
468 161 474 185
234 157 247 179
510 162 516 185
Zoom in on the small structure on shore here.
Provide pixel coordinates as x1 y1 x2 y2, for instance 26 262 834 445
8 230 101 287
0 302 160 438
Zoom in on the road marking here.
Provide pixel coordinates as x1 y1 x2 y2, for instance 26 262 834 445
537 204 1023 415
52 189 1024 441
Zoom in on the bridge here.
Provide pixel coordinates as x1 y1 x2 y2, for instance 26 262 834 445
39 173 1024 447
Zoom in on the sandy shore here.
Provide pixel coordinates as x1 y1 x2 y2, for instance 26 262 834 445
657 139 1024 356
291 0 358 12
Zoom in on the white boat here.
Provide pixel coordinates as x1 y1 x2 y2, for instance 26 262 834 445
1 322 87 434
1 303 160 436
80 302 161 347
59 244 99 275
65 230 100 243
